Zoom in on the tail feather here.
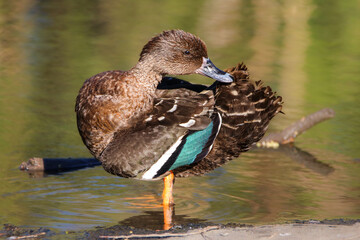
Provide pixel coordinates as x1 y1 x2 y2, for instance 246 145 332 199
174 63 283 177
215 63 282 150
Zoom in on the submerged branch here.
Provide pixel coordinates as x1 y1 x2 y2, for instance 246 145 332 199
260 145 335 175
19 157 100 172
258 108 335 146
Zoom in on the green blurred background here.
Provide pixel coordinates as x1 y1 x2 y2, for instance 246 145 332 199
0 0 359 231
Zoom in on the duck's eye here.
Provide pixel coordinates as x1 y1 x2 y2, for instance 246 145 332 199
184 50 190 55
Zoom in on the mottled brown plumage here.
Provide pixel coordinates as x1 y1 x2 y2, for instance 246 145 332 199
75 30 234 178
174 63 283 177
75 29 282 181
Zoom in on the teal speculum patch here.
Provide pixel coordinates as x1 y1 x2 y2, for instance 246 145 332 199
169 121 215 171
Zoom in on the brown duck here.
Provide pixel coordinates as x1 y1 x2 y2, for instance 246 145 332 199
75 30 282 208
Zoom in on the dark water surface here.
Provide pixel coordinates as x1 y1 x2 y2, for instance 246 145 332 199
1 0 360 232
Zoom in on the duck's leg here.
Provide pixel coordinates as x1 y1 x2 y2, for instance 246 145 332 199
162 171 175 230
162 171 175 206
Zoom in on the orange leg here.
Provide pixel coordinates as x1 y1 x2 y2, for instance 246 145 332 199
162 171 175 206
162 171 175 230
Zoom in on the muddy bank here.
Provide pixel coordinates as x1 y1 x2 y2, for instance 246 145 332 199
1 219 359 239
167 222 360 240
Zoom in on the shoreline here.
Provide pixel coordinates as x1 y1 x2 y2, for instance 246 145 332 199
1 219 359 239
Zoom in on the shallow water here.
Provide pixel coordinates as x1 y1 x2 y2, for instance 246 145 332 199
0 0 360 232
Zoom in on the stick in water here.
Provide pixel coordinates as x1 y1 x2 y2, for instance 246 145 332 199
258 108 335 146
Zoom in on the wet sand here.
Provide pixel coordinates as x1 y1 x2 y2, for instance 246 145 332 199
1 219 359 239
168 223 360 240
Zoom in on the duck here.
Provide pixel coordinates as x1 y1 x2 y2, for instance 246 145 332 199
75 30 282 209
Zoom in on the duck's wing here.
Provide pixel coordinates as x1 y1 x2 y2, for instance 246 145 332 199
145 90 214 130
174 63 283 177
99 82 221 180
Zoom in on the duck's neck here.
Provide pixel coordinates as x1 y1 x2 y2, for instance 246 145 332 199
129 59 164 92
125 59 164 115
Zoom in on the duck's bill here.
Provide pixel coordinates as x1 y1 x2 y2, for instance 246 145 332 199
195 57 234 83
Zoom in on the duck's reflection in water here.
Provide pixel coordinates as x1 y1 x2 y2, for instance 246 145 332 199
118 209 206 230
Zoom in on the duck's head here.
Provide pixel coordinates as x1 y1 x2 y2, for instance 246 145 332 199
139 30 233 83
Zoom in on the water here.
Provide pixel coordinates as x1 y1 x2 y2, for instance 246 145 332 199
1 0 360 232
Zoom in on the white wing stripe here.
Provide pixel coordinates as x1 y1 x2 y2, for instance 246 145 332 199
142 135 185 180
